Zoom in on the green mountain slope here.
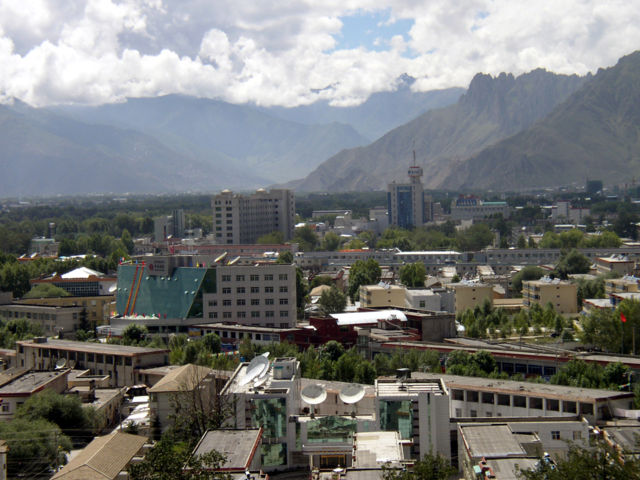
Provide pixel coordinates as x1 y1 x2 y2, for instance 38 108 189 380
442 51 640 190
292 69 586 192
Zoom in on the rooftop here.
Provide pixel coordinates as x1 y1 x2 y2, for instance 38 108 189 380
61 267 107 279
420 373 634 402
51 432 147 480
191 429 262 471
329 310 407 326
0 369 68 395
17 338 169 356
353 431 403 468
148 364 213 393
375 377 446 397
460 424 528 459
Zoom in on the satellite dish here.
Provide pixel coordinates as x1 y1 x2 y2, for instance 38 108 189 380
339 384 365 404
261 352 270 358
239 356 269 386
68 359 76 369
55 358 67 370
108 284 117 293
253 373 268 388
301 384 327 405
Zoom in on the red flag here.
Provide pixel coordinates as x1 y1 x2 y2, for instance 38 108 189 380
621 312 627 323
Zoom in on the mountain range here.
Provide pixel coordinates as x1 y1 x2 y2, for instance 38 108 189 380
293 51 640 192
2 51 640 196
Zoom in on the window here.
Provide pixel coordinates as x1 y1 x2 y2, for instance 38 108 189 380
250 275 259 282
223 299 232 306
563 401 577 414
237 287 245 294
222 275 231 282
481 392 494 404
551 431 560 440
251 299 260 305
546 399 559 411
1 405 9 412
223 312 232 319
497 394 510 406
529 397 543 410
236 299 245 306
280 323 288 328
513 396 526 408
208 300 217 307
452 389 464 401
572 431 582 440
222 287 231 294
580 403 594 415
455 408 462 417
467 391 479 403
236 275 245 281
280 311 289 317
208 312 218 319
470 410 477 418
264 274 273 281
279 274 288 281
251 286 260 293
279 298 288 305
238 312 246 318
419 300 426 308
279 286 288 293
265 298 274 305
265 286 274 293
251 311 260 318
265 311 274 318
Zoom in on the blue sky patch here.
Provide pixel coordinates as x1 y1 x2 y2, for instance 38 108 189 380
332 9 414 53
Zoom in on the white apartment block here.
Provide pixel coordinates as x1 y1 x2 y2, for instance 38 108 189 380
203 263 297 328
212 189 295 244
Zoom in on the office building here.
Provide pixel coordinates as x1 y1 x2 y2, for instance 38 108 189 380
387 163 431 229
154 209 185 242
212 189 295 244
450 196 510 221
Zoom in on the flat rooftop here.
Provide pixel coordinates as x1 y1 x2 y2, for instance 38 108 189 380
192 429 261 470
417 373 634 402
354 431 403 468
17 339 169 356
486 458 538 480
376 378 446 397
461 424 528 458
192 322 301 333
0 369 68 395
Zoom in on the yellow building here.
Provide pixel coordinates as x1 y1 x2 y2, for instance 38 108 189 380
604 276 640 296
596 255 635 276
522 278 578 314
13 295 114 327
359 284 406 308
451 282 494 314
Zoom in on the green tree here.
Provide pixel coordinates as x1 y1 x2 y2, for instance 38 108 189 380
348 259 381 301
517 234 527 248
511 266 546 294
555 249 591 279
383 452 456 480
456 223 494 251
202 333 222 354
318 285 347 315
128 437 231 480
121 324 149 345
399 262 427 288
276 250 294 264
121 228 134 254
256 231 284 244
517 438 640 480
0 418 72 478
293 225 319 251
22 283 71 298
322 231 342 251
310 275 334 289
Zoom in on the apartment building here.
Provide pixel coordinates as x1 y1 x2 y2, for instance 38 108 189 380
212 188 295 244
451 281 494 314
0 303 83 336
16 338 169 387
202 263 296 328
13 295 113 327
605 275 640 295
450 196 510 221
0 368 69 420
595 255 635 276
522 277 578 314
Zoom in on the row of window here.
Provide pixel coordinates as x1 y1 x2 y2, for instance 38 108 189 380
221 274 288 282
220 286 288 294
451 389 593 414
32 348 135 366
208 310 290 319
1 310 59 321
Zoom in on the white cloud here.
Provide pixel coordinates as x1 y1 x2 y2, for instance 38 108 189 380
0 0 639 107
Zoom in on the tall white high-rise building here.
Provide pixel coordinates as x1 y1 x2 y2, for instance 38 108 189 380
212 189 295 244
388 161 431 229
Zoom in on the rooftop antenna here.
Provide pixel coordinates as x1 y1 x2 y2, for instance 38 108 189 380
55 358 67 370
301 384 327 418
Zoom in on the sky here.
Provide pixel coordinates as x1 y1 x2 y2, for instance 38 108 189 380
0 0 639 108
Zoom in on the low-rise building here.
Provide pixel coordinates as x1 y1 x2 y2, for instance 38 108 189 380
191 429 264 475
0 304 83 337
14 295 113 329
596 255 635 276
51 432 148 480
605 275 640 296
451 281 494 313
522 277 578 314
16 338 169 387
0 368 69 420
359 284 406 308
30 267 116 297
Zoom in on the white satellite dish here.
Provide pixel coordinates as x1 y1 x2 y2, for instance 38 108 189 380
239 355 269 386
261 352 270 358
108 284 117 293
68 359 76 369
253 373 269 388
55 358 67 370
339 384 365 404
301 384 327 405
